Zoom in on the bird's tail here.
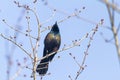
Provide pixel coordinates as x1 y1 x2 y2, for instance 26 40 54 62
36 58 49 75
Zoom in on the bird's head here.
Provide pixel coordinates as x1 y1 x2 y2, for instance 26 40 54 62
51 22 59 33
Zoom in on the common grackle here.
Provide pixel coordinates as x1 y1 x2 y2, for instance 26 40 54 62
36 22 61 75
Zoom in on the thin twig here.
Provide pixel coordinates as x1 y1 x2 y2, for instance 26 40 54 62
0 34 33 59
10 63 28 80
100 0 120 13
41 9 56 25
68 75 73 80
69 53 81 67
2 19 37 39
104 0 120 65
74 19 104 80
26 13 34 57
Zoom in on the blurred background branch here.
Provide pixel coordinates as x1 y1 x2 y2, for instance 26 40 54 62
100 0 120 65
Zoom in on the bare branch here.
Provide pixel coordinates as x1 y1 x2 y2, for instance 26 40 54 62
100 0 120 13
103 0 120 65
2 19 37 39
10 61 28 80
74 19 104 80
0 34 33 59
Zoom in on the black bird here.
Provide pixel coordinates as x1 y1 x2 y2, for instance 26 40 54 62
36 22 61 75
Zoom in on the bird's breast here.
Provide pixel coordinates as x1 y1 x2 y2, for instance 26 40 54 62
45 33 61 44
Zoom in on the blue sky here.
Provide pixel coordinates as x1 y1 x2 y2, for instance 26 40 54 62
0 0 120 80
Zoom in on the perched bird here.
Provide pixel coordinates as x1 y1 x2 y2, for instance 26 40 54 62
36 22 61 75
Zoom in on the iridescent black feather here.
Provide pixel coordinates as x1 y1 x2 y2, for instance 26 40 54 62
36 22 61 75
